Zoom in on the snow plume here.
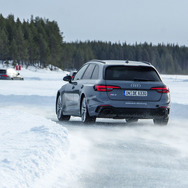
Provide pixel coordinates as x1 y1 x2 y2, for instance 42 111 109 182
0 109 70 188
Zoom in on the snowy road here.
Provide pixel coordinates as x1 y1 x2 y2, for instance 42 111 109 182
55 117 188 188
1 66 188 187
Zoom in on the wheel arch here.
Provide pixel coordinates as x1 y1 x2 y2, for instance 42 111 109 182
80 93 86 115
56 91 61 114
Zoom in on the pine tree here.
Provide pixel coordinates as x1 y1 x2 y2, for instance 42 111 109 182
0 28 9 60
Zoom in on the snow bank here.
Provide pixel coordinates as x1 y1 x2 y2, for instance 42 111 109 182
0 109 69 188
0 66 85 187
0 62 69 82
0 66 68 97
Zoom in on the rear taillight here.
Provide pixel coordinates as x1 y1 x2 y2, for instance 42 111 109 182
1 75 9 77
150 87 169 93
94 85 121 92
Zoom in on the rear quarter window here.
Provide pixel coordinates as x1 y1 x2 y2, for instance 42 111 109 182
82 64 96 79
105 66 161 81
91 65 99 79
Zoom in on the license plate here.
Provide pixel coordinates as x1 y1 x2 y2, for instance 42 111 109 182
124 90 147 97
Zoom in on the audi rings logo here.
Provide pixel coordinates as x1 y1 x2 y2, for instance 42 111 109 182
130 83 141 88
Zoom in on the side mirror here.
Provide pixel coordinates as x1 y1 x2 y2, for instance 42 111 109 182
71 71 77 79
63 75 72 82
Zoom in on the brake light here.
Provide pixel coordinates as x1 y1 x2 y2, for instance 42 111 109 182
1 75 9 77
150 87 169 93
94 85 121 92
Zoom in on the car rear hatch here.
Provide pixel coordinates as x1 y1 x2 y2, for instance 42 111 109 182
0 69 7 74
0 69 8 78
104 65 166 102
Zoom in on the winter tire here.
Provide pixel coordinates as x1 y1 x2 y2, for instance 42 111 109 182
126 118 138 123
56 95 70 121
81 97 96 123
153 116 169 125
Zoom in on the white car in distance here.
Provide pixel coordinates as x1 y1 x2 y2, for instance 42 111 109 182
7 68 24 80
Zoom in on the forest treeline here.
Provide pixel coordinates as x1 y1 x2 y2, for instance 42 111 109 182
0 14 63 68
0 14 188 74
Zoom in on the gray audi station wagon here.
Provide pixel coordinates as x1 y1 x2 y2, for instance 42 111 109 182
56 60 170 125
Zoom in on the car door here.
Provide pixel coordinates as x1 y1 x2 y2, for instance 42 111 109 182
63 83 75 114
64 64 89 115
71 64 96 115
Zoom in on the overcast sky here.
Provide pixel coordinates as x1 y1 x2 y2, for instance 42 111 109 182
1 0 188 46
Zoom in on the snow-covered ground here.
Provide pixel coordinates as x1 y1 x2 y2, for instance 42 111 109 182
0 66 84 188
1 65 188 187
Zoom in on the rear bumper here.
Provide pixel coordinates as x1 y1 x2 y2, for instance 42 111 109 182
95 106 170 119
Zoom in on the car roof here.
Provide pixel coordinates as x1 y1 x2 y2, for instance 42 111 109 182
88 59 152 67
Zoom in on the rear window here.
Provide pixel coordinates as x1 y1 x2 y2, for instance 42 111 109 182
105 66 161 81
0 69 6 74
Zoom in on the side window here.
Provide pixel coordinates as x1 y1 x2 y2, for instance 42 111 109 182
82 64 96 80
91 65 99 79
73 65 88 80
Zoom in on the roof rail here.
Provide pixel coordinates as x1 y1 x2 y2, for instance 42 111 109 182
124 60 151 65
89 59 106 64
141 61 151 65
89 59 151 65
